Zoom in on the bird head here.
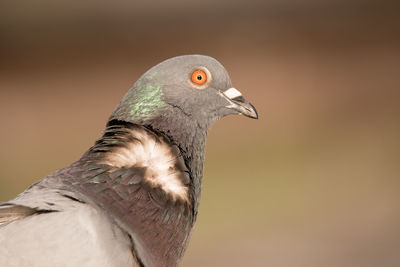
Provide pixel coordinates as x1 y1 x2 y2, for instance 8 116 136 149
110 55 257 130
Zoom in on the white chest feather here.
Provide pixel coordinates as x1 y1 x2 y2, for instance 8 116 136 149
100 128 189 202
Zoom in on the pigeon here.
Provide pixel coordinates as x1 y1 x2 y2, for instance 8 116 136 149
0 55 257 267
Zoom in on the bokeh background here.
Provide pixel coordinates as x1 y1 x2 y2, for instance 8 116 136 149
1 0 399 266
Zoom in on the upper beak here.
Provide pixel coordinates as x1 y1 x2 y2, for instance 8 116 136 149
220 88 258 119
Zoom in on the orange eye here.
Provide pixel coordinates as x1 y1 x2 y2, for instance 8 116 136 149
191 70 207 85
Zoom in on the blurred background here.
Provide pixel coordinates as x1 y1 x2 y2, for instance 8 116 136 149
1 0 399 266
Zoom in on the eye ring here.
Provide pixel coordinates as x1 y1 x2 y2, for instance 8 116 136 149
191 69 207 86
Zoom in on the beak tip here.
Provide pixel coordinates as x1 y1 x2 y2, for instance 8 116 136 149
238 101 258 119
248 103 258 119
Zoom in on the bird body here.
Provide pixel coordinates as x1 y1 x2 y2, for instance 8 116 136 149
1 194 136 267
0 55 257 266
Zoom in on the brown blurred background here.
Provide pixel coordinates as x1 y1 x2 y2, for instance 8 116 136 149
1 0 400 266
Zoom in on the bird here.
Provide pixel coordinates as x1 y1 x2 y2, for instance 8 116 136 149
0 55 257 267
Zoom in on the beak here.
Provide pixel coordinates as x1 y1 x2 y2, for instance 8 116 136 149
219 88 258 119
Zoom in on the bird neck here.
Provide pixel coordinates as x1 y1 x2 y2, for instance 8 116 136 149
143 114 208 214
109 97 211 213
140 108 208 207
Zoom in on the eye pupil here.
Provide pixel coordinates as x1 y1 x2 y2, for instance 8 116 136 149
197 75 202 80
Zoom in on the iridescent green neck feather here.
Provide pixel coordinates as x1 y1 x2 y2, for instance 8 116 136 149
111 76 167 122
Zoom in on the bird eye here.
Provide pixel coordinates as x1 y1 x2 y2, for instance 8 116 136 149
191 70 207 86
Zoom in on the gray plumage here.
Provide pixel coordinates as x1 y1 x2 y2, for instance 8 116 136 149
0 55 257 267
